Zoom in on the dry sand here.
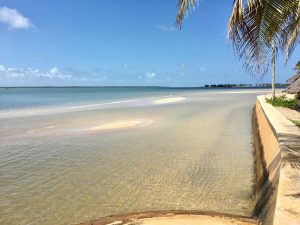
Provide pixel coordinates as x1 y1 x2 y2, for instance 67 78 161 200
274 165 300 225
153 97 185 104
135 215 256 225
219 90 271 94
79 213 258 225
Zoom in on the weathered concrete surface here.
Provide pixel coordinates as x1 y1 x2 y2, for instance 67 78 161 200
78 211 258 225
255 96 300 225
276 107 300 122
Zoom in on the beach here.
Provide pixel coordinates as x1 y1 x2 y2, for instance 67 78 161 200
0 87 270 225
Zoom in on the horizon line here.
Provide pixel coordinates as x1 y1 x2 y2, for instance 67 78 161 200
0 85 277 89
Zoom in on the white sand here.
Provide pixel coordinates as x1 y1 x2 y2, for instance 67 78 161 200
219 90 271 94
153 97 185 104
89 119 153 131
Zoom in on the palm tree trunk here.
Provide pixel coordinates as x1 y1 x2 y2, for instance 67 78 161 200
272 40 276 100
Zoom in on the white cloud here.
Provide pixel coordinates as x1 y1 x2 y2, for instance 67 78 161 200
199 67 207 72
47 67 72 79
145 72 156 79
49 67 59 75
0 6 33 29
122 64 129 69
0 65 72 80
157 25 176 32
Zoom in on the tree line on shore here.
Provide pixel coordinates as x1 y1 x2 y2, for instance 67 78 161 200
203 83 288 88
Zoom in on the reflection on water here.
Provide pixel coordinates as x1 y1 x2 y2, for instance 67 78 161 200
0 88 269 225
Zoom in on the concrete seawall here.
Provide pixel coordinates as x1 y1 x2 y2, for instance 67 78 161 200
252 96 300 225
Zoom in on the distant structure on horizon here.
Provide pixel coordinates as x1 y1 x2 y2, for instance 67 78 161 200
203 83 288 88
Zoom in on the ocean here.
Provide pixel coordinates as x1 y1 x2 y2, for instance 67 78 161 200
0 87 270 225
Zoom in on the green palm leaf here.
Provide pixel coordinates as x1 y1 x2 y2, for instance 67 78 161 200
176 0 199 28
176 0 300 76
229 0 299 75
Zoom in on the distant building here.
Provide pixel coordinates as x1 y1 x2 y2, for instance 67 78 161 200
286 72 300 108
287 61 300 94
286 73 300 95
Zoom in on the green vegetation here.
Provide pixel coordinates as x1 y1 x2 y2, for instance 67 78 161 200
266 95 297 110
290 119 300 128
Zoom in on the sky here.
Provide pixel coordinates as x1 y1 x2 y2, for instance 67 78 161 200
0 0 299 87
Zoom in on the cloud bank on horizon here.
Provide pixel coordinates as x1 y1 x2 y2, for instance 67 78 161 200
0 65 71 80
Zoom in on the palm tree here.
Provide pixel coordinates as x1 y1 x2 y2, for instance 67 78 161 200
176 0 300 77
271 41 276 99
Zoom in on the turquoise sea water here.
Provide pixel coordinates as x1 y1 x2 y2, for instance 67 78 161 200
0 87 271 225
0 87 185 110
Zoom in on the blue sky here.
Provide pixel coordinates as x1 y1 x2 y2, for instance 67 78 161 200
0 0 299 87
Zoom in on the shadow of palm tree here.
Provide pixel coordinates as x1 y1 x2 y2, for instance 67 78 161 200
281 145 300 169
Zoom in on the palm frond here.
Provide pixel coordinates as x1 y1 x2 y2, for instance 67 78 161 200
176 0 198 28
280 3 300 59
228 0 299 76
281 147 300 170
228 0 244 29
175 0 300 76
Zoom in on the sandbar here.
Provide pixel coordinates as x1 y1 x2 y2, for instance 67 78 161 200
89 119 153 131
153 97 185 104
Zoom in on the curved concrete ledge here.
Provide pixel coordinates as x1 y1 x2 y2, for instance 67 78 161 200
78 211 258 225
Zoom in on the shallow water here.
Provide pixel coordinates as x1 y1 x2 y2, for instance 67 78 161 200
0 87 270 225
